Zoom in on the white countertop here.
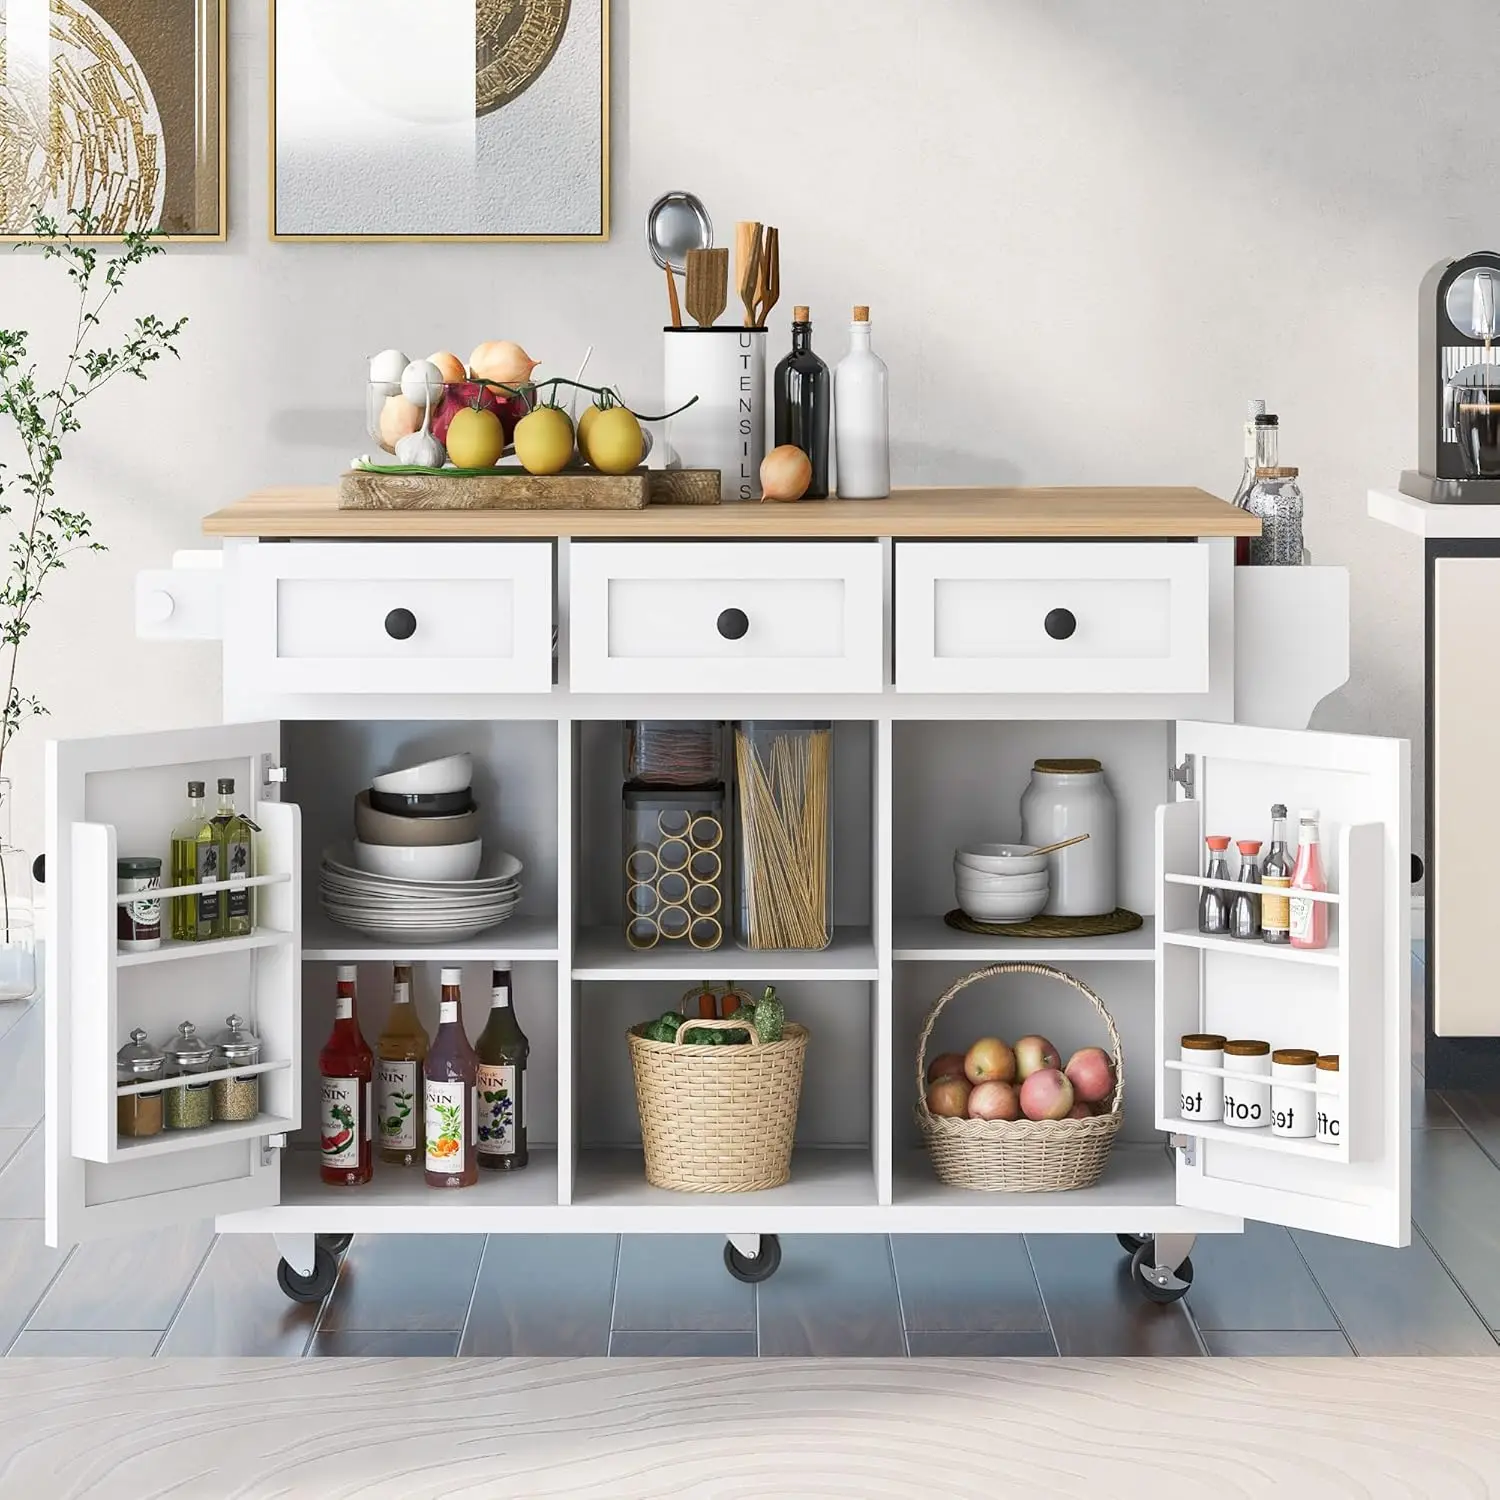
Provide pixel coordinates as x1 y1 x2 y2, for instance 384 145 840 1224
1369 487 1500 539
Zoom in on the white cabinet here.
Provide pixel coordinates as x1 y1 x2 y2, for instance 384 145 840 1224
569 541 885 694
1155 720 1410 1246
895 541 1214 694
45 723 300 1246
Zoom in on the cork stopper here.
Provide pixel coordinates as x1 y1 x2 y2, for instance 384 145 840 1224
793 305 809 322
1255 466 1299 478
852 305 870 322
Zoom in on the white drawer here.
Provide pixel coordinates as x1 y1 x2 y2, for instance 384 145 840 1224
895 541 1211 694
230 542 553 696
569 541 884 694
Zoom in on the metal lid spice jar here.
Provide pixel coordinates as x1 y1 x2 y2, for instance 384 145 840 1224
212 1014 262 1123
162 1021 215 1131
116 1028 166 1139
117 856 162 953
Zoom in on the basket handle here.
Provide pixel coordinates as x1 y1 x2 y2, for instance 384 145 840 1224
913 962 1124 1121
674 1017 763 1046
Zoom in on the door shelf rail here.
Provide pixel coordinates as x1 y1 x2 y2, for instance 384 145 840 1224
1164 873 1341 904
112 871 291 904
1163 1059 1322 1093
116 1057 292 1097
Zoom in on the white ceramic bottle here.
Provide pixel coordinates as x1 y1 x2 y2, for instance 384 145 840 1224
832 306 889 498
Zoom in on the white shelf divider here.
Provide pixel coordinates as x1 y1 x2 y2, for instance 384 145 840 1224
570 926 879 982
893 915 1157 964
301 911 559 963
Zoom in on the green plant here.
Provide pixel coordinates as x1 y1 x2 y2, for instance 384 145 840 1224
0 209 187 776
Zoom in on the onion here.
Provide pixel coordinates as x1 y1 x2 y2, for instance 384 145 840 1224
469 340 539 386
760 444 812 502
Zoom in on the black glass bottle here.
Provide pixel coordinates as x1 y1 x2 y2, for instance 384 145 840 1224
773 305 831 498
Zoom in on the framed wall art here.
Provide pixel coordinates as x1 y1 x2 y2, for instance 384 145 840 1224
270 0 610 243
0 0 226 242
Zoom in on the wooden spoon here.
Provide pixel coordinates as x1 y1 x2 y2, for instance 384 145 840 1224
686 247 728 327
754 226 781 326
736 221 761 326
665 261 682 328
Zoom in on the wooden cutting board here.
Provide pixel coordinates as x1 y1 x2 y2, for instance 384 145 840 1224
339 468 721 512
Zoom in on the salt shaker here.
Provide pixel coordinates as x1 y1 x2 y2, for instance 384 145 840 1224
1229 839 1262 940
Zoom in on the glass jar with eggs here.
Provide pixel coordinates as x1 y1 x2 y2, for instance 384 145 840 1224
366 344 538 471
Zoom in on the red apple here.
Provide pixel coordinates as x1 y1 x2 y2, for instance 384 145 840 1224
926 1077 971 1118
968 1081 1022 1121
1019 1067 1075 1121
1065 1102 1093 1119
964 1037 1017 1084
1013 1034 1061 1082
1064 1046 1116 1105
926 1052 969 1085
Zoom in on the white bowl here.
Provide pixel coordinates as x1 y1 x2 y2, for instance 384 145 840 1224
371 753 473 797
351 838 483 882
955 866 1049 894
955 843 1049 877
958 887 1051 924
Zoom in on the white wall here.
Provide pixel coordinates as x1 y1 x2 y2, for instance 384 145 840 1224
2 0 1488 865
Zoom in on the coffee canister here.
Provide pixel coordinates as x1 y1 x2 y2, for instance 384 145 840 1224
1271 1048 1318 1138
1019 758 1118 917
1221 1039 1271 1129
1179 1033 1226 1123
1316 1055 1342 1145
664 328 766 501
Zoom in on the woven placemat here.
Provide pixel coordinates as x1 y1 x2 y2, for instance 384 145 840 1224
944 907 1144 939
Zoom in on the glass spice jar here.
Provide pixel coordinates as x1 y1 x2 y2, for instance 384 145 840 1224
212 1014 262 1122
162 1021 215 1130
116 1028 166 1139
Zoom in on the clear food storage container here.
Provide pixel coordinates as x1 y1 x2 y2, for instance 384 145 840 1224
116 1028 166 1139
624 721 722 787
623 785 728 952
733 721 832 950
212 1014 262 1123
162 1021 215 1131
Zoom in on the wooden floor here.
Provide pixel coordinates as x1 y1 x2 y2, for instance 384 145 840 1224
1 1355 1498 1497
5 948 1500 1359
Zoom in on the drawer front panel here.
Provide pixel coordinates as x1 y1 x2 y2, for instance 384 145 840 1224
236 542 553 695
896 541 1211 694
570 541 884 693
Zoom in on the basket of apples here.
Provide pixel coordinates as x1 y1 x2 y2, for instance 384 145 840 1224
916 963 1122 1192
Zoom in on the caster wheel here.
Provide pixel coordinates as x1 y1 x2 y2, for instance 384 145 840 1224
1129 1239 1194 1304
1116 1232 1148 1256
317 1233 353 1256
723 1234 782 1284
277 1245 339 1305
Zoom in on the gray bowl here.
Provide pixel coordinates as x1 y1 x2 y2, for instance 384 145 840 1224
354 790 482 848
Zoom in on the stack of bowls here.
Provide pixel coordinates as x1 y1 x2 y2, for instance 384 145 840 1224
954 843 1050 924
352 754 480 880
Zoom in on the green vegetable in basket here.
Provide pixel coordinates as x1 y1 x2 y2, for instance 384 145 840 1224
640 1014 683 1044
750 985 785 1043
681 1026 726 1046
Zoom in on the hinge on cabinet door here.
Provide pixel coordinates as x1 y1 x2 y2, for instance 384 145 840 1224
266 764 288 784
1170 1132 1197 1167
261 1133 287 1166
1170 755 1196 799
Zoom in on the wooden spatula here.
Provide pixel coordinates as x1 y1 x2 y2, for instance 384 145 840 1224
736 221 761 326
686 247 728 327
753 226 781 326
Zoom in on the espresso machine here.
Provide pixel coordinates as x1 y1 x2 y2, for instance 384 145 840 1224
1402 250 1500 503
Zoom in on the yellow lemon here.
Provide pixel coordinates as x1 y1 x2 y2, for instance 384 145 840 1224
512 406 575 475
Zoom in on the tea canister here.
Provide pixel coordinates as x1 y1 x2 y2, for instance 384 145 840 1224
1271 1048 1318 1138
1316 1055 1342 1145
162 1021 215 1131
1019 759 1118 917
116 1028 166 1139
117 856 162 953
1179 1033 1226 1123
212 1014 262 1123
1221 1039 1271 1129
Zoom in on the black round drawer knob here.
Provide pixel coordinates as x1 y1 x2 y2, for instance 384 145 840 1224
384 608 417 641
717 607 750 641
1044 607 1077 641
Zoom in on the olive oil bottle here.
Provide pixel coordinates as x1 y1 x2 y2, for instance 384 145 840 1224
211 778 258 939
170 780 219 942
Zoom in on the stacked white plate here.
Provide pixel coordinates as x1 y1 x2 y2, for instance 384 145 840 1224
319 846 523 943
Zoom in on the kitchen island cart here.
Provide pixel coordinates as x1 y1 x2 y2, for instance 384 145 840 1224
45 487 1406 1302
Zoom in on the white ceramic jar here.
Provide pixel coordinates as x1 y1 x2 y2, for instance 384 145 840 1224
1019 758 1118 917
663 328 766 501
1221 1039 1271 1129
1271 1048 1318 1138
1315 1055 1342 1145
1179 1033 1225 1123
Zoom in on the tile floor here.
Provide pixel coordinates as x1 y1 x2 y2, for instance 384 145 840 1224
7 948 1500 1358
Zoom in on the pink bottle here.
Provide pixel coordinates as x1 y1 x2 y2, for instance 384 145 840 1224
1289 809 1328 950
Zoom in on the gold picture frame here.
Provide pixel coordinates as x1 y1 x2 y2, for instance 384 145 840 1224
0 0 227 244
268 0 610 244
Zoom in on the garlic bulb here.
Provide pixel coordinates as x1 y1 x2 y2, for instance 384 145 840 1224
395 428 447 468
400 358 446 409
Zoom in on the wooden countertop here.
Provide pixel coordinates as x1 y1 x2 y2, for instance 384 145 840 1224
203 485 1257 539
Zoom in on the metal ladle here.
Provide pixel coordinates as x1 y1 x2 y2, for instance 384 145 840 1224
647 190 712 329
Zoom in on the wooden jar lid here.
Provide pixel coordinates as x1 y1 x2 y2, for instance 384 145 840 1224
1181 1033 1227 1051
1272 1048 1319 1066
1316 1054 1340 1072
1224 1039 1270 1057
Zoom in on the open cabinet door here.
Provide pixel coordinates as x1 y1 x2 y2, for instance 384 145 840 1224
1156 721 1410 1247
45 723 299 1248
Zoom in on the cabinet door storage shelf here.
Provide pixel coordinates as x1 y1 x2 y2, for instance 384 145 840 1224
45 514 1412 1302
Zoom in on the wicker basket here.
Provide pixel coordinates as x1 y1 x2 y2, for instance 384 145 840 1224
628 1016 810 1193
915 962 1123 1192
